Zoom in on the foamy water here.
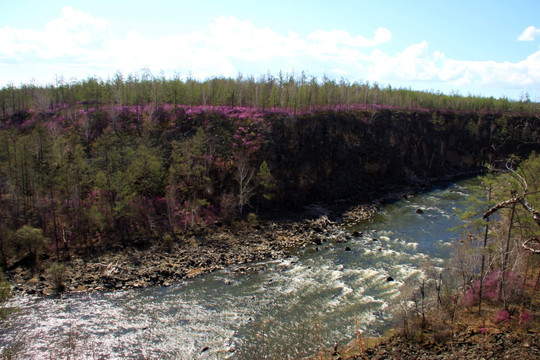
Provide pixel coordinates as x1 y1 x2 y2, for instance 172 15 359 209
3 179 480 359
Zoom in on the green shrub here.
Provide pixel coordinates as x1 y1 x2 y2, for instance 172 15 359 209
47 263 67 293
0 268 11 320
14 226 48 267
247 212 258 226
162 234 175 252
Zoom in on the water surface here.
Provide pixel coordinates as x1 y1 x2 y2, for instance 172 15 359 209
3 179 479 359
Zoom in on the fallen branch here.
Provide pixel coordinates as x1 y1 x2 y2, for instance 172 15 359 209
523 238 540 254
519 197 540 226
483 196 540 227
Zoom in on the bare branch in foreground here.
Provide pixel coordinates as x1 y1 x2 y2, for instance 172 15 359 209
483 196 540 227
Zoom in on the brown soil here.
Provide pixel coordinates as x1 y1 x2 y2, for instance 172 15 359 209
344 330 539 360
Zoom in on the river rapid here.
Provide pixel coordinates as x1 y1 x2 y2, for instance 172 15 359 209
3 178 480 359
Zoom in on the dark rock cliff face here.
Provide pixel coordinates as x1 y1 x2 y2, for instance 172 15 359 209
265 110 539 207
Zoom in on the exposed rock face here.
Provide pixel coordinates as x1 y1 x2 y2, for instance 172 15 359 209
268 110 540 208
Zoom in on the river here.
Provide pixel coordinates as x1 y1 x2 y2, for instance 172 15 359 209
2 178 480 359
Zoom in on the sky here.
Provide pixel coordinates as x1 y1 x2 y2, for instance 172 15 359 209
1 0 540 100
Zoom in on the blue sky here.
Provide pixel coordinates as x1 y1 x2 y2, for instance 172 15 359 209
1 0 540 100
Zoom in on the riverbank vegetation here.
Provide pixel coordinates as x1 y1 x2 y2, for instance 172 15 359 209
336 154 540 360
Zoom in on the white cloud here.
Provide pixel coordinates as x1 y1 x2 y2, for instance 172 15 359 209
0 6 112 62
366 41 438 82
0 9 386 80
362 40 540 93
0 7 539 99
518 26 540 41
330 68 349 76
307 27 391 48
208 16 306 61
305 27 391 62
436 53 539 88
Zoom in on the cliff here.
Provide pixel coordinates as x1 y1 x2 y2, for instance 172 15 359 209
0 105 538 264
266 109 539 206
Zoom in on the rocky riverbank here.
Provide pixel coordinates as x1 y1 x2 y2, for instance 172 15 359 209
6 172 476 297
344 330 539 360
7 202 379 296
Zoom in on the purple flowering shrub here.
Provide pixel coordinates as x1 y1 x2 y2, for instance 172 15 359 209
520 311 533 325
493 309 510 324
462 270 523 307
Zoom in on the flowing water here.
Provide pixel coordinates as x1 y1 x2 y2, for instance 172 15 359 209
3 178 480 359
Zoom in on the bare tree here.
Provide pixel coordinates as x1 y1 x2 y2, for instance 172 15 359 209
481 158 540 308
234 154 255 216
483 161 540 234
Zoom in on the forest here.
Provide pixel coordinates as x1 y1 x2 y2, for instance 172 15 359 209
2 71 539 116
0 72 539 270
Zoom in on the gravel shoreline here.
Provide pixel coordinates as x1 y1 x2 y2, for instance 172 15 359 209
7 203 377 296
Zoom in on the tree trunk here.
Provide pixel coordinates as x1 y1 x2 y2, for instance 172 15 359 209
500 200 516 309
478 185 491 315
50 189 59 260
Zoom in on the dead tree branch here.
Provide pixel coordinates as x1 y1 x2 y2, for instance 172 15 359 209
483 196 540 227
523 238 540 254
